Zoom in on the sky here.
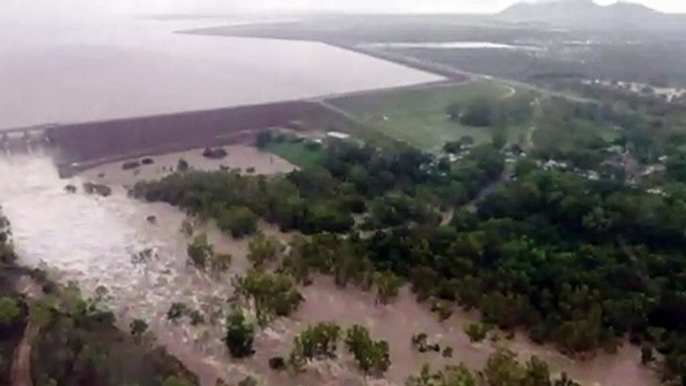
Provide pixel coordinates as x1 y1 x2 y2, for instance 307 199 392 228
2 0 685 19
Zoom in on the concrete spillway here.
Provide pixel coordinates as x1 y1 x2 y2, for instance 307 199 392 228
39 100 342 177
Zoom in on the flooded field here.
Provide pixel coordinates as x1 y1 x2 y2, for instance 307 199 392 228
0 152 660 386
0 17 442 130
81 145 297 186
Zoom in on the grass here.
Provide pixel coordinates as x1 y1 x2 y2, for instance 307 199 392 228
328 79 525 151
265 140 324 169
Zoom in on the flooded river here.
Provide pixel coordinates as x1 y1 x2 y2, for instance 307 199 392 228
0 16 442 130
0 152 659 386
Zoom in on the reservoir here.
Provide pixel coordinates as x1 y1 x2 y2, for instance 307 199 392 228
0 17 442 130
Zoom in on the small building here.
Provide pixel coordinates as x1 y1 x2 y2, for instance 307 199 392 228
641 164 667 177
326 131 351 140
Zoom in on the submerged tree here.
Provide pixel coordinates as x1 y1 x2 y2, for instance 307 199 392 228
290 322 342 362
345 325 390 375
247 233 283 269
129 318 148 338
224 307 255 358
187 233 214 270
234 269 303 327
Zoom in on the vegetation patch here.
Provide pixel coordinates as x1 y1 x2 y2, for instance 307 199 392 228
263 139 324 169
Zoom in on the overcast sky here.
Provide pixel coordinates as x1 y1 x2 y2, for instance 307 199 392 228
3 0 685 19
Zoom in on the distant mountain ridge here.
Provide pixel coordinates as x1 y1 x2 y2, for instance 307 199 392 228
499 0 665 28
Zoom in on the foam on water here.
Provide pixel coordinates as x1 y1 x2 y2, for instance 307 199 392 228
0 154 242 383
0 154 161 310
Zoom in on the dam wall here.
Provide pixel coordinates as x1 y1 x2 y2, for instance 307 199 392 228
48 100 336 175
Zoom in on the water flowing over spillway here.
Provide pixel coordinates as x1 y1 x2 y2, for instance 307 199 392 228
0 153 246 384
0 154 167 310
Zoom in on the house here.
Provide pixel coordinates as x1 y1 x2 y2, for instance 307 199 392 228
326 131 351 140
641 164 667 177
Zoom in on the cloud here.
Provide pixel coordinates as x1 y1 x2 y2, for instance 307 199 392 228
0 0 683 19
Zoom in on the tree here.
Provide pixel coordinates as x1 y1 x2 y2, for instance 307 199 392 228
180 218 194 237
345 325 390 375
247 234 283 269
514 158 538 178
460 135 475 147
0 297 20 326
460 99 493 127
269 357 286 370
463 323 489 343
224 308 255 358
482 349 526 386
256 130 273 149
290 322 342 362
374 271 403 304
162 376 194 386
641 345 654 365
129 318 148 337
234 269 303 327
210 253 232 274
187 234 214 270
444 141 462 155
524 356 553 386
447 103 462 122
218 206 258 238
491 127 508 151
238 376 258 386
406 363 477 386
177 158 189 172
190 310 205 326
167 302 188 322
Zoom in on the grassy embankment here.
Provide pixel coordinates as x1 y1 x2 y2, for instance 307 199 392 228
264 141 324 169
328 79 527 151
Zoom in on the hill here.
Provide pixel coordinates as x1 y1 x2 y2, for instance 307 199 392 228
499 0 662 29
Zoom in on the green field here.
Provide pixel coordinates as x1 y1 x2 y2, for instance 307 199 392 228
328 79 525 151
265 140 324 169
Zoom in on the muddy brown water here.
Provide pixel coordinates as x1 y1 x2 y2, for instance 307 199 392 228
81 145 297 187
0 151 659 386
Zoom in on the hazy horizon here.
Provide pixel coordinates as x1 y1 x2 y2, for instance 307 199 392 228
2 0 685 21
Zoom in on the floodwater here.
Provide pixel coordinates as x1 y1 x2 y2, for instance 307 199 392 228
0 17 442 130
0 152 659 386
81 145 297 187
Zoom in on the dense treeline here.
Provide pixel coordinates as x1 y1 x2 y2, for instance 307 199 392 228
447 92 534 129
132 124 686 383
266 167 686 382
533 89 686 171
131 142 505 235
